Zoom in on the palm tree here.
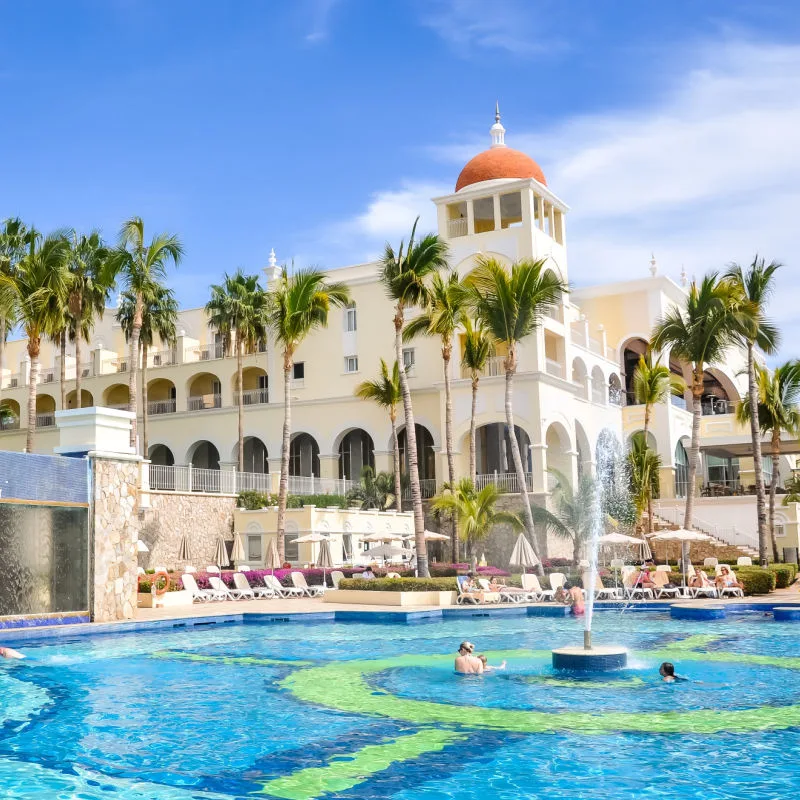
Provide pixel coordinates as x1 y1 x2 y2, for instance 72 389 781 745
379 219 449 577
651 275 738 532
265 267 350 561
724 257 781 566
0 219 30 411
348 466 396 510
67 231 112 409
355 359 403 511
118 283 178 459
106 218 183 451
461 317 491 485
530 470 597 566
737 362 800 562
433 478 523 559
403 270 468 561
0 232 71 452
466 256 568 559
206 271 268 471
632 354 684 531
628 432 662 533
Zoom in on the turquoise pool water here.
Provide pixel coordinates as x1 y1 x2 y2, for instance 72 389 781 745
1 612 799 799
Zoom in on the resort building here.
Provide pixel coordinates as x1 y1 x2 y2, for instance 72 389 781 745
1 111 798 556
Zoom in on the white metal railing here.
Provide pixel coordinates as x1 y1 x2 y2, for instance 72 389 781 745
147 348 177 368
148 464 271 495
402 478 438 500
187 393 222 411
447 218 468 237
185 343 225 362
101 357 128 374
544 304 563 322
461 355 505 380
35 413 55 428
545 358 564 378
286 475 356 496
0 416 20 431
234 388 269 406
147 399 176 415
474 472 534 493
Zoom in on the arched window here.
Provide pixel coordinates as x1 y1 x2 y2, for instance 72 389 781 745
674 441 689 498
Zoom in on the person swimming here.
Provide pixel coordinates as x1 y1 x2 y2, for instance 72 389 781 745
477 654 507 672
0 647 25 660
454 641 483 674
659 662 687 682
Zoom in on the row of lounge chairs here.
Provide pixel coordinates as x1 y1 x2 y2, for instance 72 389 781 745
180 572 325 602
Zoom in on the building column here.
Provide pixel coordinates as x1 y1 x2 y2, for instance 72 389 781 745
319 454 339 481
530 442 548 494
467 201 475 235
492 195 501 231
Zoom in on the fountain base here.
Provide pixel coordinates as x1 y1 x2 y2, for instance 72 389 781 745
551 646 628 672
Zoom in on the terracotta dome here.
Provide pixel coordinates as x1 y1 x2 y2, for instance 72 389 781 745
455 147 547 192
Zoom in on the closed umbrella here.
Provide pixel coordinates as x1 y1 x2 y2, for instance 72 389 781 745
176 534 191 561
231 534 246 563
265 537 281 575
509 533 540 572
213 537 229 570
316 538 334 588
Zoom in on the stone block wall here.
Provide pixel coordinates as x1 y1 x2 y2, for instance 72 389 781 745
91 456 140 622
140 492 236 570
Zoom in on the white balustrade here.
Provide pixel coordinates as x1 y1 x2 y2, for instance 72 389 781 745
545 358 564 378
147 399 176 415
474 472 534 493
187 393 222 411
447 218 468 237
234 388 269 406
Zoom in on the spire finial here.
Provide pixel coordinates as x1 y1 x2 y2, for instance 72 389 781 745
495 101 500 123
490 103 506 148
268 248 277 268
680 264 687 287
649 253 658 277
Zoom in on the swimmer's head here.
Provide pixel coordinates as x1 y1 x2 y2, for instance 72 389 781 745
477 654 488 665
459 641 475 654
659 661 675 677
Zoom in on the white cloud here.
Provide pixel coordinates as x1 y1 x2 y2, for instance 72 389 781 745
304 0 340 44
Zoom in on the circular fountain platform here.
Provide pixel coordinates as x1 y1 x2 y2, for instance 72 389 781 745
552 646 628 672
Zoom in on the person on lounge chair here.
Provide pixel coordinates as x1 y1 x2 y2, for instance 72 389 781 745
690 570 715 590
455 641 483 674
361 566 376 580
715 565 744 592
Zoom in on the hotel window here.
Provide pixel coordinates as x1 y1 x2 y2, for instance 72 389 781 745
247 535 262 562
345 304 357 332
293 362 305 380
344 355 359 374
403 348 415 372
285 533 299 562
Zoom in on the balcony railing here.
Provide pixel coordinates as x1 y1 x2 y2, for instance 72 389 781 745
702 398 736 416
38 368 56 384
2 373 21 389
0 416 20 431
447 218 468 238
102 357 128 374
186 343 225 362
187 393 222 411
570 323 587 348
609 387 625 406
234 388 269 406
147 348 177 368
287 475 356 496
461 356 505 380
148 464 272 494
79 362 94 378
35 413 55 428
148 399 176 415
475 472 534 493
545 358 564 378
544 304 563 323
401 478 438 500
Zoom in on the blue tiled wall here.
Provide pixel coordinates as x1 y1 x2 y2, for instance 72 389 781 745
0 451 88 504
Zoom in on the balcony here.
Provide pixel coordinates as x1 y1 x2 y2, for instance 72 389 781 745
447 218 468 238
544 304 563 323
475 472 534 493
148 464 273 495
187 393 222 411
0 416 20 431
287 475 356 496
102 357 128 374
234 388 269 406
2 373 21 389
35 413 55 428
461 356 505 380
186 343 225 362
147 348 177 368
148 399 176 415
609 387 625 406
78 362 94 378
545 358 564 379
401 478 438 500
37 368 56 384
702 398 736 416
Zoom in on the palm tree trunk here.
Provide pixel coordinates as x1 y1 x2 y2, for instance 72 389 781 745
0 320 5 412
643 401 653 533
26 339 39 453
746 342 769 566
127 293 143 450
470 375 478 485
442 342 458 564
395 305 429 577
504 345 539 569
237 338 244 471
685 373 703 530
75 294 83 408
770 430 781 563
275 352 292 562
60 331 67 408
141 343 149 459
391 408 402 512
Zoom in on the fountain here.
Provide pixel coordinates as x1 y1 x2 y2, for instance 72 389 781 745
552 430 628 671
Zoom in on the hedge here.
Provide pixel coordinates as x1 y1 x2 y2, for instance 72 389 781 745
337 577 458 592
737 567 777 595
769 563 798 588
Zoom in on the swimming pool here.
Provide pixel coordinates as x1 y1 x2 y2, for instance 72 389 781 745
2 611 799 799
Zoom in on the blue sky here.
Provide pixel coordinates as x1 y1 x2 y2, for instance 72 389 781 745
2 0 800 353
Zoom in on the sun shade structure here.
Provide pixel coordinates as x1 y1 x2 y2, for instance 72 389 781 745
265 538 281 574
651 529 713 586
176 534 191 561
364 544 406 561
316 538 334 589
509 533 540 570
231 534 246 562
213 537 229 569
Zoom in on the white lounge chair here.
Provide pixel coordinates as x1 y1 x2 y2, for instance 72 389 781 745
231 573 257 600
622 570 654 600
656 564 671 572
476 578 502 603
686 567 718 599
549 572 567 592
181 573 216 603
208 576 236 601
650 570 681 599
331 570 345 589
521 573 552 601
263 574 304 598
456 576 481 605
582 572 620 600
291 572 324 597
183 565 197 573
206 565 221 574
737 556 753 567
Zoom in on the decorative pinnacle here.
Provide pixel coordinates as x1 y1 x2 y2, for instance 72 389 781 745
680 264 688 287
268 248 277 268
495 101 501 123
649 253 658 277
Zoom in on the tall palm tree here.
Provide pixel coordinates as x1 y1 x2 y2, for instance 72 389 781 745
265 267 349 561
0 232 71 452
206 271 268 471
651 275 738 532
118 283 178 459
67 231 112 409
632 354 684 531
461 317 491 485
737 362 800 563
106 217 183 451
379 219 449 577
724 257 781 566
403 270 468 562
433 478 523 560
0 219 30 411
354 359 403 511
466 256 567 560
628 432 662 534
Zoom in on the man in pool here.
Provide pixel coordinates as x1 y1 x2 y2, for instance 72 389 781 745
454 641 483 674
659 662 687 683
0 646 25 660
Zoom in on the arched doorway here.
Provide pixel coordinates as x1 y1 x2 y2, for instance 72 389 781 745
0 399 20 431
189 440 220 470
608 373 624 406
242 437 269 474
545 422 573 487
35 394 56 428
147 378 177 415
338 429 375 481
149 444 175 466
102 384 129 409
701 369 739 416
187 373 221 411
398 424 436 479
621 338 649 404
475 423 532 476
290 433 320 478
574 421 592 480
236 367 268 406
148 444 175 490
66 389 93 409
674 439 689 497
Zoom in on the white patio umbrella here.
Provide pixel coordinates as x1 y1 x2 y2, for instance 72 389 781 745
509 533 540 572
651 529 711 585
316 538 334 588
294 532 332 543
423 530 450 541
231 534 246 563
176 534 192 561
364 544 405 561
213 537 228 570
265 537 281 575
362 532 405 543
597 532 652 562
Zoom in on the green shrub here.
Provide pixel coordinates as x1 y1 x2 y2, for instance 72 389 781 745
287 494 351 509
337 577 458 592
769 563 797 588
237 490 276 510
736 567 776 595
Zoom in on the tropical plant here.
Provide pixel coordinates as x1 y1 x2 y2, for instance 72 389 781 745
432 478 523 559
347 466 396 510
627 432 662 533
0 231 71 452
379 219 449 576
530 469 597 566
465 256 568 560
66 231 112 409
782 474 800 506
355 359 403 511
118 282 179 459
0 219 29 411
106 217 183 450
737 361 800 562
651 275 739 532
205 271 268 470
265 267 350 561
461 316 491 484
724 257 781 565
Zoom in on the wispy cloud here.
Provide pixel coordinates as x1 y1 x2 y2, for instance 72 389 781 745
305 0 340 44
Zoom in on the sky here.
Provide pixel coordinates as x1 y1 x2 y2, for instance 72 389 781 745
2 0 800 356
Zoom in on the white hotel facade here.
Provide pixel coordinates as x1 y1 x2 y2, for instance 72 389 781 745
2 113 798 555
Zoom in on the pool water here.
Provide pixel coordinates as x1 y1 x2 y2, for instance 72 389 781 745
2 612 799 799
